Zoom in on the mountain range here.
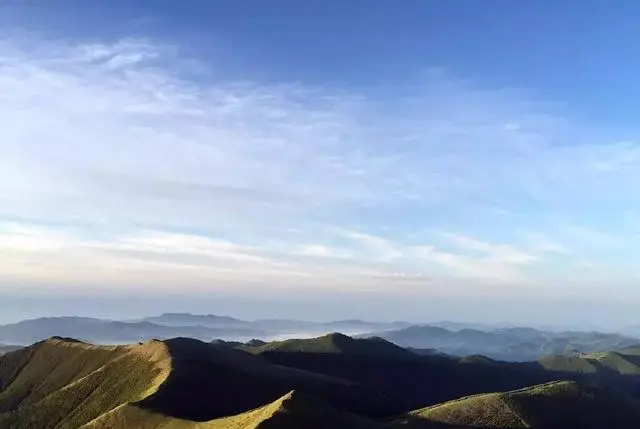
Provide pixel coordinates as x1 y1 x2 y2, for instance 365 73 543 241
371 324 640 361
4 332 640 428
1 313 639 362
0 314 410 346
139 312 412 334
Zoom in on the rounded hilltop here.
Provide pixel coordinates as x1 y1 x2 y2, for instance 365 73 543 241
241 332 416 359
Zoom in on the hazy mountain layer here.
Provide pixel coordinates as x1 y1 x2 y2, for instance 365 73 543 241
0 344 21 355
2 315 638 362
373 325 640 361
0 317 266 345
0 315 406 346
143 313 410 334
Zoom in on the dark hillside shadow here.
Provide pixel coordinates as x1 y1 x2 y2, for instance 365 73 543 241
259 352 559 412
508 390 640 429
135 338 394 421
260 351 640 414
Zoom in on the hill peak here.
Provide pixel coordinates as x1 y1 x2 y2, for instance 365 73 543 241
36 336 103 351
320 332 352 341
243 332 414 359
45 336 86 344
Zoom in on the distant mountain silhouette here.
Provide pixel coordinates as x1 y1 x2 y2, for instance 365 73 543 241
0 343 21 355
143 313 410 334
370 325 640 361
0 317 265 344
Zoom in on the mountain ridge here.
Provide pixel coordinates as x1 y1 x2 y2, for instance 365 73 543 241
4 334 640 428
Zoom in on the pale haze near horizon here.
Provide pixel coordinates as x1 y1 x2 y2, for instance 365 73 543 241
2 1 640 329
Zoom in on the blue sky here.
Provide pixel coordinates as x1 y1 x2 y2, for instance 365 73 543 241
1 1 640 326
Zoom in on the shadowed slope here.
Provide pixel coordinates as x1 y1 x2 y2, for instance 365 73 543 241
253 390 382 429
137 337 392 420
86 390 385 429
251 335 559 414
402 380 640 428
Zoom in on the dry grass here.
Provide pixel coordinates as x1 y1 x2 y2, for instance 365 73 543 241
401 380 640 429
401 391 527 428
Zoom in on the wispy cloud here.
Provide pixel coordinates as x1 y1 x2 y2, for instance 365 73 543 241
521 232 569 254
342 231 403 261
0 222 376 291
337 229 538 283
441 233 537 265
294 245 353 259
562 224 621 247
1 33 639 296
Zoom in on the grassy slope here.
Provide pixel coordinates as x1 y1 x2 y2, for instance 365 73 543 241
401 391 526 428
403 380 640 428
539 349 640 376
537 355 600 373
0 337 170 429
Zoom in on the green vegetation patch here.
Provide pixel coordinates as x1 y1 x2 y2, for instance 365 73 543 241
0 338 169 429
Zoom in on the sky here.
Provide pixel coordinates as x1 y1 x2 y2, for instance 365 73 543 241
1 1 640 327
